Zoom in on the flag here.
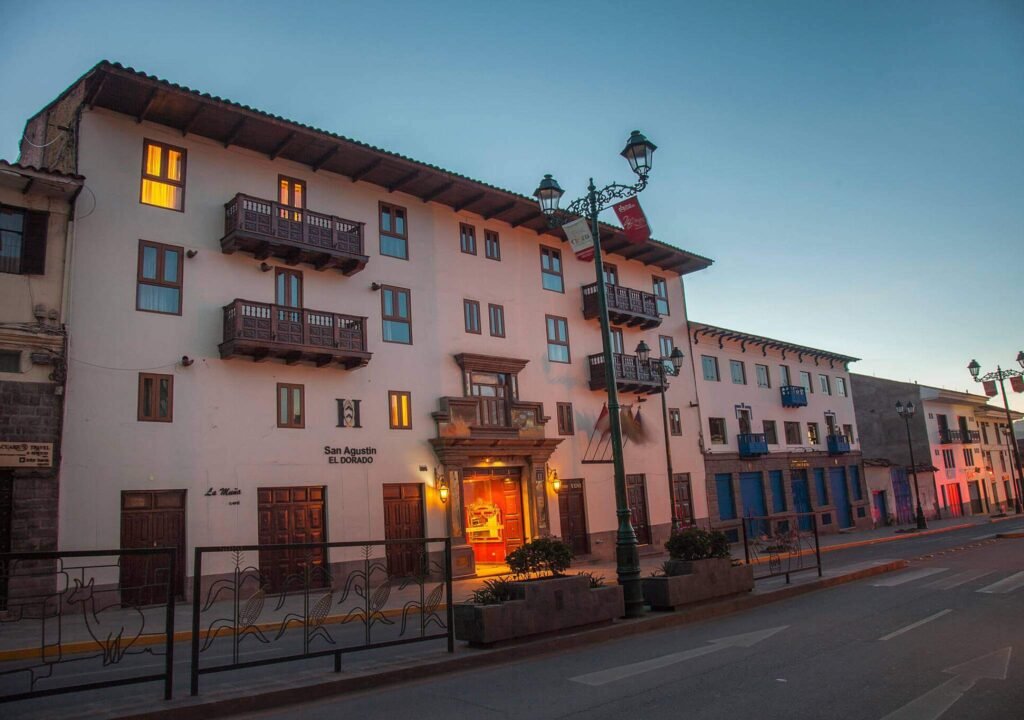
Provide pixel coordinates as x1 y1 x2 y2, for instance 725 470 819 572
594 403 610 435
562 218 594 261
1011 376 1024 394
983 380 998 397
612 197 651 244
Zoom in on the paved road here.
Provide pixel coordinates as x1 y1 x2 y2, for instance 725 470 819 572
242 525 1024 720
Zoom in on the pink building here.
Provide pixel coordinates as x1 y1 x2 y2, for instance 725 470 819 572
17 62 714 589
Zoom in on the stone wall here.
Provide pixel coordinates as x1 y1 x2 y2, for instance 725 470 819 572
849 374 930 466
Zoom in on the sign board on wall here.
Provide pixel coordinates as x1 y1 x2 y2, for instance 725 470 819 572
0 442 53 468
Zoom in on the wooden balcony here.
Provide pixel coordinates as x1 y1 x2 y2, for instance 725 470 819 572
827 434 851 455
219 299 371 369
581 282 661 329
587 352 663 394
738 433 769 457
220 194 368 275
780 385 807 407
433 397 549 440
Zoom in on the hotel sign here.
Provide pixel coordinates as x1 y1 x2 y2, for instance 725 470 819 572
325 446 377 464
0 442 53 468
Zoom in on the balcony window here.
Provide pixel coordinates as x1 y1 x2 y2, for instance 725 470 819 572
709 417 727 444
138 373 173 422
484 230 501 260
546 315 570 363
140 139 186 211
702 355 720 382
652 276 669 315
603 263 618 285
488 303 505 338
779 364 791 386
460 223 477 255
382 285 412 344
784 421 801 444
137 240 183 315
277 383 304 428
379 202 408 259
756 364 770 388
799 371 813 394
464 299 481 334
278 176 305 220
389 390 412 429
540 246 564 292
730 360 746 385
610 327 624 354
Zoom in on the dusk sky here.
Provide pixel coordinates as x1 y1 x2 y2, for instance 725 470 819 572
2 0 1021 411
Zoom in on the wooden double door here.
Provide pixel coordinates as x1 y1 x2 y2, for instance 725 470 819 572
383 483 425 577
625 474 652 545
120 490 186 606
558 479 590 556
257 486 327 592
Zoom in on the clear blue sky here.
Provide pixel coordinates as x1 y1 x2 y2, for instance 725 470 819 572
2 0 1022 411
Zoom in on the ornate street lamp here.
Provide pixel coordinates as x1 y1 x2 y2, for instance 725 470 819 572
636 341 686 531
895 400 927 529
967 356 1024 513
534 131 657 618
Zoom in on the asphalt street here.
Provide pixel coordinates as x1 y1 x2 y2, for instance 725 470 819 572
240 522 1024 720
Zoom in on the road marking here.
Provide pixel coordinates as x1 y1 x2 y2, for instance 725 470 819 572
924 570 995 590
872 568 948 587
569 626 788 686
879 609 953 641
977 571 1024 594
880 647 1011 720
969 533 993 541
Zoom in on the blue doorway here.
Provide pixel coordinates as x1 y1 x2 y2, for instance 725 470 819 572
873 490 888 525
791 470 812 530
829 467 853 528
740 471 768 537
891 468 913 524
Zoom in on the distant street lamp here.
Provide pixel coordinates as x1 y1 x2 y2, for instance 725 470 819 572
895 401 928 530
636 341 686 531
967 356 1024 514
534 130 657 619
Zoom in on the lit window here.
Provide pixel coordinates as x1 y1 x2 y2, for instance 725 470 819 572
278 176 305 221
140 139 186 211
389 390 411 429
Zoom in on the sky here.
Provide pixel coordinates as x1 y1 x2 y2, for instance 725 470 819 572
1 0 1022 412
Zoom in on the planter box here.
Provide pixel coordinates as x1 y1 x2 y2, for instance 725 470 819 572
642 558 754 611
454 575 624 646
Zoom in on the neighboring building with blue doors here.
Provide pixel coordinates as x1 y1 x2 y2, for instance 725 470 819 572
688 322 870 541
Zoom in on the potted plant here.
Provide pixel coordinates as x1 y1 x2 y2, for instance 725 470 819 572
642 528 753 611
453 538 624 646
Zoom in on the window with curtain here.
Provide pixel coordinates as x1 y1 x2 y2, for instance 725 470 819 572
379 202 408 259
546 315 570 362
381 285 411 343
140 139 186 211
136 240 183 314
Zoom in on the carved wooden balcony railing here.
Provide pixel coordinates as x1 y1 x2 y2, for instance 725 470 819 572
587 352 663 394
433 397 548 440
581 282 661 329
219 299 371 369
220 194 368 275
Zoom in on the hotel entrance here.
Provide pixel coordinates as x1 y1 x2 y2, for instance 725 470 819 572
462 467 525 565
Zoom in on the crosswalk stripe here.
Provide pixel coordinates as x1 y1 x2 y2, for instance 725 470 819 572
924 569 996 590
871 568 948 587
977 571 1024 594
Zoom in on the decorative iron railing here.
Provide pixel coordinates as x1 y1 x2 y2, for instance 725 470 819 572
741 513 821 583
0 548 176 704
224 193 364 257
190 538 453 696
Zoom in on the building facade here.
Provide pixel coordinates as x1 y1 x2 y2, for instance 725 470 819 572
0 161 81 602
688 322 869 541
975 404 1023 513
17 62 714 591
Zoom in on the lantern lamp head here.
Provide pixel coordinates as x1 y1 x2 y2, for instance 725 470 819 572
635 340 651 363
435 467 450 504
546 463 560 492
967 359 981 379
533 174 564 216
669 346 685 373
1017 350 1024 369
620 130 657 177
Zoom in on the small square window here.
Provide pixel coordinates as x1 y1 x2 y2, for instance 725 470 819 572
277 383 304 428
389 390 412 429
0 350 21 373
138 373 174 422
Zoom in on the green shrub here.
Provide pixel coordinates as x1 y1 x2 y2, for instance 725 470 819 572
664 528 732 561
505 537 573 578
469 577 517 605
577 571 605 588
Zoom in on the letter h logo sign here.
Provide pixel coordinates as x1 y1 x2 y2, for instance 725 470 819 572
337 399 362 428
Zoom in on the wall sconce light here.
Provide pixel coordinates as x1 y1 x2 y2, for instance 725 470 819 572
546 463 560 492
181 355 194 367
370 282 382 291
259 262 273 272
435 467 450 504
186 249 198 258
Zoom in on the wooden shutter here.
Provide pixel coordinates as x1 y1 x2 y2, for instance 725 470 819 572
20 210 48 275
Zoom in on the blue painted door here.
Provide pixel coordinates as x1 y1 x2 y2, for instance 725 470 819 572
829 467 853 528
873 490 887 525
891 468 913 524
740 471 768 537
791 470 812 530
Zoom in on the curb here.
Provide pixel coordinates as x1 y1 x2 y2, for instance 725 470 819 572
996 532 1024 539
114 559 908 720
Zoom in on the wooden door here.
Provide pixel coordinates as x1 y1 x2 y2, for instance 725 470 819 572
120 490 186 606
672 474 693 526
383 484 425 577
945 484 963 518
257 486 327 593
968 481 983 514
625 474 651 545
501 475 524 553
557 479 589 556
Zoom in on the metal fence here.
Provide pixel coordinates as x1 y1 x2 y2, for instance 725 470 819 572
0 548 176 703
190 537 453 696
740 513 822 583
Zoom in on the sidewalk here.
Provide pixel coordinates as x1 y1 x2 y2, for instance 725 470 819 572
2 511 1019 719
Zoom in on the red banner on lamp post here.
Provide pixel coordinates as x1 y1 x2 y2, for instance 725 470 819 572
983 380 998 397
612 197 651 245
1010 375 1024 393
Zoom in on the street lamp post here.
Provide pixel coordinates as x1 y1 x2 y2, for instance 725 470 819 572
534 130 657 618
968 354 1024 514
895 400 927 530
636 341 686 532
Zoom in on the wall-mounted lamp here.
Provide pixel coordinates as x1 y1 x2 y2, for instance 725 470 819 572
546 463 560 492
259 262 273 272
370 282 382 291
186 249 198 259
181 355 194 367
435 467 450 504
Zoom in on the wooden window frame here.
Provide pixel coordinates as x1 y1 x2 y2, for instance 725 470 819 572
276 383 305 429
807 422 820 445
652 275 669 315
556 402 575 436
136 239 184 315
275 267 304 308
484 229 501 260
545 314 571 363
460 223 477 255
388 390 412 430
785 421 802 445
464 299 481 334
140 139 187 212
381 285 412 345
540 246 564 293
379 201 409 260
709 417 727 445
488 303 506 338
702 355 720 382
763 419 778 444
138 372 174 422
610 327 624 355
669 408 682 436
278 175 306 220
603 263 618 285
659 335 674 358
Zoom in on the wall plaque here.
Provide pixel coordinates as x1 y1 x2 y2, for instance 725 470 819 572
0 442 53 468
